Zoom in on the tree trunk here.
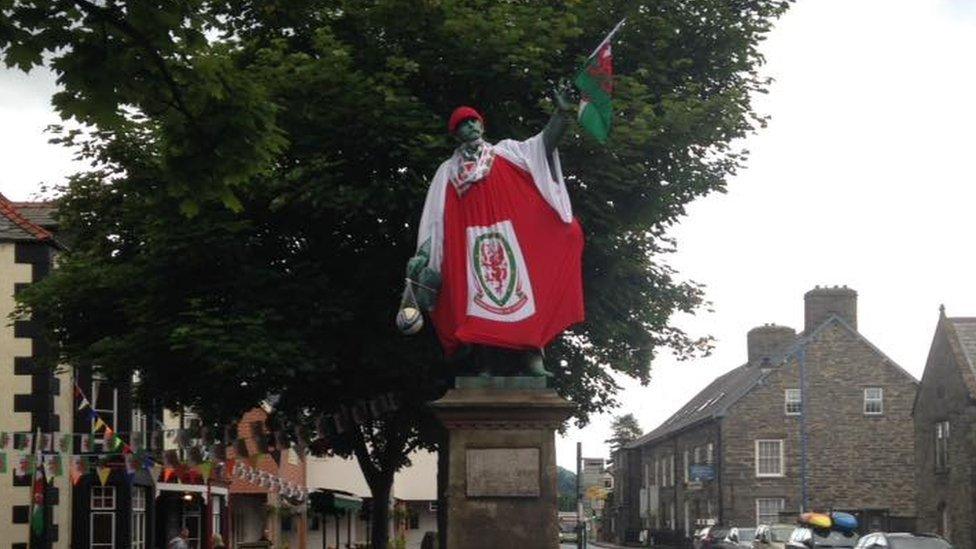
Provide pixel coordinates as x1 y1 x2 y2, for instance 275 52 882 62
369 480 393 549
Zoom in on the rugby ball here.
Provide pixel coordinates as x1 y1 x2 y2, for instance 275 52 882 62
396 307 424 335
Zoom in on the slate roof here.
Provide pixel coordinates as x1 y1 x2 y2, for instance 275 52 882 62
626 314 915 450
11 201 57 230
625 362 767 449
0 193 55 242
944 316 976 398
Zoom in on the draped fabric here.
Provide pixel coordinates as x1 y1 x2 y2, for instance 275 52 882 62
416 133 584 355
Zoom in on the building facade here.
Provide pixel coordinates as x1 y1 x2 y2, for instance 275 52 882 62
913 310 976 549
611 287 918 544
0 196 72 549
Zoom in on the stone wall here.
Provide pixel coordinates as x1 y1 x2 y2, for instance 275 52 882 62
914 321 976 549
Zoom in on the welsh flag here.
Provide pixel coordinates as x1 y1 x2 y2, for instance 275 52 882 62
574 19 626 144
30 453 45 536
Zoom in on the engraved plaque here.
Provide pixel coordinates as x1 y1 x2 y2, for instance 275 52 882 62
466 447 540 497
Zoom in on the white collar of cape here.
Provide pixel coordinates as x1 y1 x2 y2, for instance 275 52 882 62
415 131 574 276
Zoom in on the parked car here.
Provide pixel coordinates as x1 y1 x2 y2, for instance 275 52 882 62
755 524 797 549
696 526 733 549
727 528 758 549
558 523 578 543
854 533 952 549
787 526 859 549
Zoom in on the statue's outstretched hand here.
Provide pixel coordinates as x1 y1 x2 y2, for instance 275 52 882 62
553 80 576 114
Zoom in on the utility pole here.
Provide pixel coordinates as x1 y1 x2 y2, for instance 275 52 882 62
577 442 584 549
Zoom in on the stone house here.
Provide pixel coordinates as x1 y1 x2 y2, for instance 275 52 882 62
913 309 976 549
610 287 918 544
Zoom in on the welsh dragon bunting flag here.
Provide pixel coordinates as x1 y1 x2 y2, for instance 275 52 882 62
574 19 626 143
31 452 45 536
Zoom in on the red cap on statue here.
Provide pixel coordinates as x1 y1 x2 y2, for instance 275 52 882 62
448 106 484 134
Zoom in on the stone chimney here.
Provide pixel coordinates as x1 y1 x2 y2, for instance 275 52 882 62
804 285 857 332
747 324 797 366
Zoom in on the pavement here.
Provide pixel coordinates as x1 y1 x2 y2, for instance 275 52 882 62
559 542 633 549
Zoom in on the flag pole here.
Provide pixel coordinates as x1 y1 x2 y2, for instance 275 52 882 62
587 18 627 59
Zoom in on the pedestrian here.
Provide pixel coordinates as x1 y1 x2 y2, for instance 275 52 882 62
167 527 190 549
212 533 226 548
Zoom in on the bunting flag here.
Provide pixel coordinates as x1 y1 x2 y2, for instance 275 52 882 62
15 453 32 477
94 418 107 433
96 465 111 486
44 454 63 481
198 462 213 483
124 454 137 479
80 433 94 453
70 456 84 486
30 456 45 536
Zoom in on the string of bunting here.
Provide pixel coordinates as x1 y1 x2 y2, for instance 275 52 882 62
0 384 404 502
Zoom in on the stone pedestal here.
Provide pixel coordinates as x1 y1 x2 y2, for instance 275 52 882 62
432 377 575 549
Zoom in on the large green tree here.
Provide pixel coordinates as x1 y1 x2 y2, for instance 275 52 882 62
2 1 790 546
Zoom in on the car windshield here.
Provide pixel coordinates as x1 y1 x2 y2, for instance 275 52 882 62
889 537 951 549
739 529 757 541
812 529 859 547
771 527 794 542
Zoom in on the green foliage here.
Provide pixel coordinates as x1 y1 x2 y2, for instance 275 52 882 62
3 0 789 544
606 413 643 453
557 466 578 512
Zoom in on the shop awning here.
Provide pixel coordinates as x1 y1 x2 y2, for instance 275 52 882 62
309 489 363 514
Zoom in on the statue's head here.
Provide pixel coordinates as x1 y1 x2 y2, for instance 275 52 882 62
448 106 484 143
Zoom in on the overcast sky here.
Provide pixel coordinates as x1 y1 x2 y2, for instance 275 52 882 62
2 0 975 472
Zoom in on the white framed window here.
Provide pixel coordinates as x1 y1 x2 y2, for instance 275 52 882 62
935 421 950 471
755 440 784 477
91 511 116 548
785 389 802 415
91 485 116 510
694 446 702 465
92 378 118 451
864 388 884 415
756 498 785 525
131 486 146 549
706 442 714 465
683 449 690 481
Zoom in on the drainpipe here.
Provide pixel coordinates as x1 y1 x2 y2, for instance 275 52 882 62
798 347 809 512
716 421 723 526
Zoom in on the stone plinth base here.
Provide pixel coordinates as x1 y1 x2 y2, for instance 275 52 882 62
432 381 574 549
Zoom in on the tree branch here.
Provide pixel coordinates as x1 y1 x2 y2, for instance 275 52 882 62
72 0 199 130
